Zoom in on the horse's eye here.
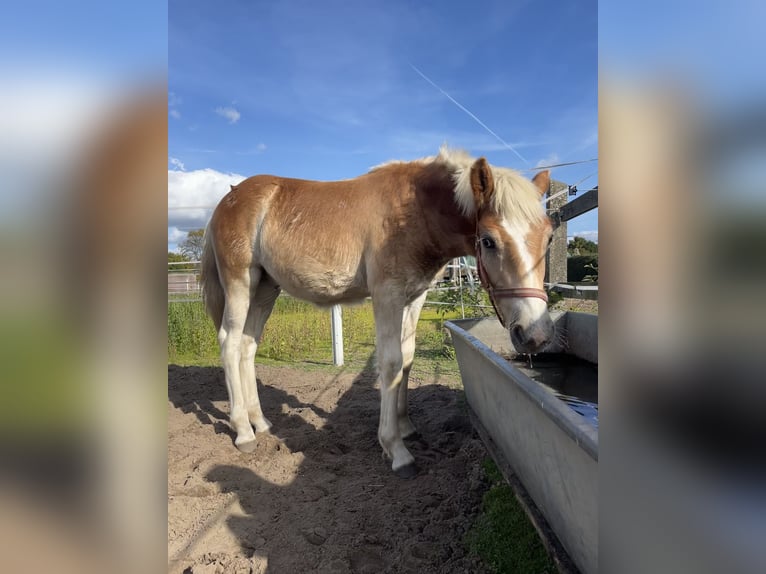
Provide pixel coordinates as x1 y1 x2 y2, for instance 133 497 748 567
481 236 496 249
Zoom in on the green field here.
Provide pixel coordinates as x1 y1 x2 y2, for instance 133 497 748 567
168 294 484 374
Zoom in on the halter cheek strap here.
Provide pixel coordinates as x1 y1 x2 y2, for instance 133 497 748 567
474 236 548 329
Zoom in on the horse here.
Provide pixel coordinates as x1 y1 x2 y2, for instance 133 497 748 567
200 146 554 477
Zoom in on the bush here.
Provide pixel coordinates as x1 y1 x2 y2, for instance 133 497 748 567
567 254 598 283
427 286 492 319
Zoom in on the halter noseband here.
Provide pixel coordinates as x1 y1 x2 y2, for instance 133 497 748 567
474 223 548 329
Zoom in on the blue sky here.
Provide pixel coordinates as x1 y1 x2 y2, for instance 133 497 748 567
169 0 597 251
0 2 165 80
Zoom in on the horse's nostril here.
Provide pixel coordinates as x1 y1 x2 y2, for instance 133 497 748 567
511 325 524 341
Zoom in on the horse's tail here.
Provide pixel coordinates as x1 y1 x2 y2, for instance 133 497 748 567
200 227 224 333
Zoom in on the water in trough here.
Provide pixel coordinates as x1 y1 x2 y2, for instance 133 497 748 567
508 353 599 428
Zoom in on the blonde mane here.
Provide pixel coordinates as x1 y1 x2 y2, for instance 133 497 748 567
435 145 545 225
372 145 545 225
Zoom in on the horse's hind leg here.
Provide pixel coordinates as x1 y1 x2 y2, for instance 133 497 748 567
373 297 416 478
397 291 427 439
240 275 281 433
218 272 258 451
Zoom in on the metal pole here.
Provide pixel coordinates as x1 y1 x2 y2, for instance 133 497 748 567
331 304 344 366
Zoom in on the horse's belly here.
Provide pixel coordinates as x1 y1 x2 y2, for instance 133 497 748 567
267 259 369 305
259 220 370 304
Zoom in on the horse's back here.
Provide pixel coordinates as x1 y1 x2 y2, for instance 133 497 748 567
208 166 435 304
210 173 386 303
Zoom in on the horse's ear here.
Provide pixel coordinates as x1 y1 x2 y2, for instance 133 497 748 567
470 157 495 211
531 170 550 197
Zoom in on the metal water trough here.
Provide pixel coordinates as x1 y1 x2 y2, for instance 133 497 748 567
446 312 597 574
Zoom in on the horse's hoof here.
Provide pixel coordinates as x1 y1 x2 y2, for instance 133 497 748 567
251 416 272 433
235 438 258 453
393 462 419 479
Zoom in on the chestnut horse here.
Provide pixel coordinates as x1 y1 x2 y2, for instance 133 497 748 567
201 146 554 477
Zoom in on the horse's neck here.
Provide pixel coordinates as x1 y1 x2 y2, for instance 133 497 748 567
415 170 476 262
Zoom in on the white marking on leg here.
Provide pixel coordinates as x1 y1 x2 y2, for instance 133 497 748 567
374 298 414 471
220 283 256 448
241 282 279 433
397 292 426 438
239 332 271 432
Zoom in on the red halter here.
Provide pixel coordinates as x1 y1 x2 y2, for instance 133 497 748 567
474 232 548 329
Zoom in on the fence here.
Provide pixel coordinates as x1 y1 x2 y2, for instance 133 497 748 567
545 179 599 298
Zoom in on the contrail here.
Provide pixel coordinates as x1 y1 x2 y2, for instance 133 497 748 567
409 62 528 165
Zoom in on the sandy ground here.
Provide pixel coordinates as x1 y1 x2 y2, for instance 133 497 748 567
168 359 492 574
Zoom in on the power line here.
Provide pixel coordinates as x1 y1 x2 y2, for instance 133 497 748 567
524 158 598 172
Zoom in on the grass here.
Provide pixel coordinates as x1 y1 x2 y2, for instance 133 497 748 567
167 296 465 373
466 459 557 574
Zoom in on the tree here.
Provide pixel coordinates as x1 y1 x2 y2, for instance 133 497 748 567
168 251 195 270
179 229 205 261
567 236 598 256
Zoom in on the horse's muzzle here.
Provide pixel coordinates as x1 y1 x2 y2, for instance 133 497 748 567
510 321 553 354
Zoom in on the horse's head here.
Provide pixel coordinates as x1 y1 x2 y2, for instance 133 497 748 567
466 157 554 354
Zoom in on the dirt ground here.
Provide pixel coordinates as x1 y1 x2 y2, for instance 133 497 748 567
168 358 492 574
550 297 598 315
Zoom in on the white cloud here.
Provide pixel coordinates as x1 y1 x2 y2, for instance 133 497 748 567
168 226 187 243
568 230 598 243
167 168 245 233
215 106 240 124
256 142 267 152
169 91 181 119
169 157 185 171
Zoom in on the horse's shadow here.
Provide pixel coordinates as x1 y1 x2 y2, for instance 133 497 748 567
169 363 333 446
168 356 485 574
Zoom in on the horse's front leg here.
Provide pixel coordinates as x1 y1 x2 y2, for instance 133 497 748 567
397 291 427 439
374 300 417 478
